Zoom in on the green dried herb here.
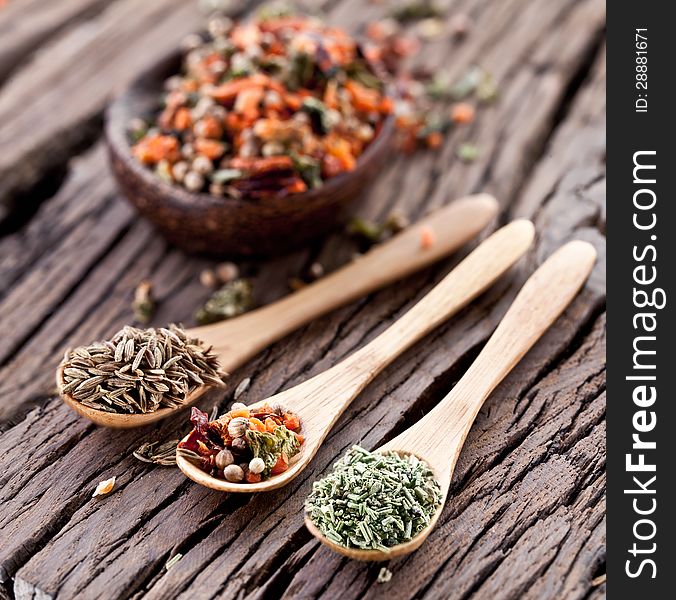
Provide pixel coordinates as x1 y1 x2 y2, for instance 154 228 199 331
449 66 484 100
347 210 410 247
476 71 499 104
287 51 316 90
195 279 253 325
416 113 452 139
165 553 183 571
347 61 382 89
305 446 442 550
391 1 442 22
210 168 241 184
301 97 332 135
425 72 452 100
457 143 480 162
245 426 300 475
257 1 295 21
291 152 323 189
132 280 155 324
347 217 384 243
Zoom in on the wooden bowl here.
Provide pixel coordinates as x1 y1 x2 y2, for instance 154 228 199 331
105 50 395 256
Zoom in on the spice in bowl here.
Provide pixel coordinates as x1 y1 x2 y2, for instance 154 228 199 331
178 403 304 484
59 325 223 414
305 445 442 550
129 15 393 198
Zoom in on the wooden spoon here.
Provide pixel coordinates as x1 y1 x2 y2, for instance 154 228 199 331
58 194 498 428
176 219 535 492
305 240 597 561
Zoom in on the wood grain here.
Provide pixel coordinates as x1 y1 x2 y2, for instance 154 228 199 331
0 0 113 84
0 0 606 597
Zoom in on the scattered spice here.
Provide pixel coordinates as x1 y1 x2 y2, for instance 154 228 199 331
233 377 251 400
377 567 393 583
305 446 442 550
195 279 253 325
215 261 240 284
308 261 324 280
288 277 307 291
165 553 183 571
178 404 304 484
450 102 475 124
130 15 392 198
457 143 480 162
133 439 181 466
476 71 499 104
419 226 436 249
200 262 240 289
200 269 219 288
449 13 473 39
93 476 116 498
347 217 384 244
60 325 223 414
347 209 411 249
414 17 445 40
132 280 156 324
449 66 484 100
391 1 442 23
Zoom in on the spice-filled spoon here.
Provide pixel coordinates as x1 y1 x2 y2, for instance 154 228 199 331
58 194 498 428
176 219 535 492
304 240 597 560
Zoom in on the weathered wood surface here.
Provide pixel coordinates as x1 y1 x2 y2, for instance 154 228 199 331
0 0 606 598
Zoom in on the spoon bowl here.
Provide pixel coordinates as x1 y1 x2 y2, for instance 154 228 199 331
176 220 536 492
305 240 597 560
57 195 500 428
304 448 448 561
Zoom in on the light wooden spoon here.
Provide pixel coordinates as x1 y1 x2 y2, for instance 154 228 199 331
58 194 498 428
305 240 597 561
176 219 535 492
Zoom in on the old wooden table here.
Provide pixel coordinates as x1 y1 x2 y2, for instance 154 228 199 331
0 0 606 598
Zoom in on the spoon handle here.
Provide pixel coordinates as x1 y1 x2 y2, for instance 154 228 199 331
190 195 497 370
344 219 535 375
277 219 534 435
384 240 597 480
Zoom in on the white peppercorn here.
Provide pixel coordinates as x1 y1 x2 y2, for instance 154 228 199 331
228 417 249 438
192 97 215 121
127 117 147 134
171 161 189 183
183 170 204 192
181 143 195 160
181 33 204 51
200 269 218 288
263 89 282 108
261 141 285 157
216 262 239 283
208 16 232 39
309 262 324 280
355 124 374 142
248 457 265 474
163 75 183 92
192 155 214 175
215 448 235 470
223 464 244 482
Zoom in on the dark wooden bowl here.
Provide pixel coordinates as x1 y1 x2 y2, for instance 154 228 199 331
105 50 395 256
